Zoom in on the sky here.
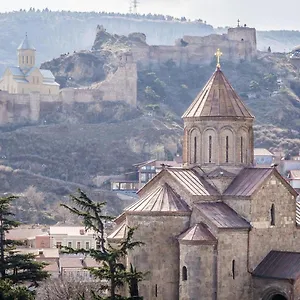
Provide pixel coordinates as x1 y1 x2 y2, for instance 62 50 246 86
1 0 300 31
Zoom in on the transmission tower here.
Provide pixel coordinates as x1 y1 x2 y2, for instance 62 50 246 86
132 0 139 14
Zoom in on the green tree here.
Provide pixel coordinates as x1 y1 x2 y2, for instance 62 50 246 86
61 189 144 300
0 195 49 298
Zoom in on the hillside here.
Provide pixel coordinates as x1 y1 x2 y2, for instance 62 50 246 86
1 10 300 74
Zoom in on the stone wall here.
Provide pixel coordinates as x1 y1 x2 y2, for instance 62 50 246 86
0 62 137 125
126 213 190 300
130 26 257 71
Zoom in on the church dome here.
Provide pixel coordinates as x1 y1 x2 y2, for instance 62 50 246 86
182 68 254 119
18 34 36 51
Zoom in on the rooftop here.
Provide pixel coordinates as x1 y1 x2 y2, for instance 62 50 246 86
195 202 251 229
253 250 300 281
254 148 274 156
126 183 190 214
49 226 95 236
18 34 36 51
182 68 254 119
178 223 216 244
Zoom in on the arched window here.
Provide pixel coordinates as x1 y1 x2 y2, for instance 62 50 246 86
232 260 236 279
209 135 212 163
182 266 187 281
225 136 229 163
271 204 275 226
194 137 197 163
240 137 244 163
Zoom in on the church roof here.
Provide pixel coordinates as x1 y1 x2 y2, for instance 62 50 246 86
18 34 36 50
107 222 127 241
126 183 190 214
195 202 250 229
206 167 236 178
178 223 216 245
224 167 298 198
253 250 300 281
182 68 254 119
165 168 219 196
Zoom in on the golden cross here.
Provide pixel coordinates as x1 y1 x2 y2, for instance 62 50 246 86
215 48 223 69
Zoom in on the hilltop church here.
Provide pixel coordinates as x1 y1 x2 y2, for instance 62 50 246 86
0 34 59 95
109 54 300 300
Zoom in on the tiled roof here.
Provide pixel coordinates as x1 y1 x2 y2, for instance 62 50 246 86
166 168 219 196
195 202 250 229
18 34 36 50
126 183 190 214
107 222 127 241
182 68 254 119
178 223 216 244
223 168 273 197
253 251 300 281
254 148 274 156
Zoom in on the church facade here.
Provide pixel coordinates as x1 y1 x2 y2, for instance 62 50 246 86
109 61 300 300
0 34 59 95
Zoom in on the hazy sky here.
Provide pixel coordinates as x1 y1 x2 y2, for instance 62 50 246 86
1 0 300 30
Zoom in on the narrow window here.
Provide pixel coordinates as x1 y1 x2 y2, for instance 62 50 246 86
67 241 72 248
194 136 197 163
232 260 236 279
225 136 229 163
85 242 90 250
22 56 24 64
26 56 28 64
240 137 244 163
182 266 187 281
77 242 81 249
209 135 212 163
271 204 275 226
155 284 158 297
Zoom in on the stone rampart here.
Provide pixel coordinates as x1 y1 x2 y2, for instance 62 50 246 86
0 62 137 125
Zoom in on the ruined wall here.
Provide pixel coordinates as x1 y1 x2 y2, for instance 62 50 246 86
0 62 137 125
131 26 257 70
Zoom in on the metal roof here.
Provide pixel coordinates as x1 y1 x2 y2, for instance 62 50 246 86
224 168 273 197
166 168 219 196
207 167 236 178
252 251 300 281
178 223 216 244
40 69 55 79
182 68 254 119
254 148 274 156
125 183 190 213
195 202 251 229
8 66 24 76
107 222 127 241
18 34 36 50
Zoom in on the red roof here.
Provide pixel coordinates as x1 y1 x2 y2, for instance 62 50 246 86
182 68 254 119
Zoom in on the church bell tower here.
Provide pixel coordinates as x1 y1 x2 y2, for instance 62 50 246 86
17 33 36 71
182 49 254 172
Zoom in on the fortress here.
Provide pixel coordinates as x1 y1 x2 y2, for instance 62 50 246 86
0 24 256 125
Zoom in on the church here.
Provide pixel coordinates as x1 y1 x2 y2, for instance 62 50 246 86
109 52 300 300
0 34 59 95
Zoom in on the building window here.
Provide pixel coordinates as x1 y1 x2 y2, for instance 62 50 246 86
85 242 90 250
225 136 229 163
22 56 24 64
182 266 187 281
271 204 275 226
240 137 244 163
155 284 158 297
26 56 28 64
67 241 72 248
194 136 197 163
76 242 81 249
232 260 236 279
209 135 212 163
56 242 62 249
